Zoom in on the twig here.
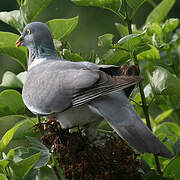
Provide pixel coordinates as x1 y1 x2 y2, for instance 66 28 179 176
37 115 44 136
129 98 142 107
138 83 152 130
123 0 162 175
148 96 155 108
123 0 132 34
154 155 163 176
50 155 62 180
111 9 126 21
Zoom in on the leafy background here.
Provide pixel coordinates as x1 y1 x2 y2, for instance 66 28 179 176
0 0 180 179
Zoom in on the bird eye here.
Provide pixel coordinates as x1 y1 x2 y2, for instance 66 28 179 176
27 29 31 35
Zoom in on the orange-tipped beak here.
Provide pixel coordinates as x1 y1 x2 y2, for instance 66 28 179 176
16 35 23 48
16 40 21 47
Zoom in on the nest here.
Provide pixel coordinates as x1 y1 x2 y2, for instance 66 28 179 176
41 119 142 180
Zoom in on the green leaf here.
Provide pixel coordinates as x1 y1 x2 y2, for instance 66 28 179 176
137 45 160 61
24 166 57 180
173 138 180 155
0 90 26 117
126 0 146 19
0 32 27 70
0 160 9 169
118 33 143 51
0 115 27 138
145 23 162 37
20 0 52 23
145 22 163 47
139 159 151 174
11 152 41 179
153 132 176 154
54 40 63 52
43 177 51 180
7 148 16 161
115 23 129 37
154 122 180 137
164 156 180 179
0 174 8 180
98 34 114 48
16 71 27 85
0 71 23 89
141 153 155 169
0 122 24 152
0 10 24 33
7 147 28 163
145 170 174 179
102 48 130 65
144 84 153 98
102 32 150 64
155 109 173 124
46 17 79 40
14 117 37 140
98 120 112 131
163 18 180 33
146 0 176 23
126 0 146 9
0 115 37 142
72 0 122 15
62 49 84 62
117 33 150 54
26 137 51 168
6 149 16 162
149 66 180 97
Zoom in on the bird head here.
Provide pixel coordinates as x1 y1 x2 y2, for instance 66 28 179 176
16 22 55 51
16 22 58 68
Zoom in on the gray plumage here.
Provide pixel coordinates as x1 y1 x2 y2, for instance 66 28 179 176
17 22 173 158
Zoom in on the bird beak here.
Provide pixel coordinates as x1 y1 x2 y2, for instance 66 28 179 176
16 35 23 48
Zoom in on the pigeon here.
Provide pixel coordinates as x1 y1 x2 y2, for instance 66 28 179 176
16 22 173 158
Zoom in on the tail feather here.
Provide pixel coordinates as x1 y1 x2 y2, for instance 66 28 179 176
89 90 173 158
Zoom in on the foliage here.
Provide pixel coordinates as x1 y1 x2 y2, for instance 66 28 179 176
0 0 180 179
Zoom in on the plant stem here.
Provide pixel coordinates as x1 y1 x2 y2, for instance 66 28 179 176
51 155 62 180
123 0 162 175
16 0 21 7
138 82 152 130
147 0 156 8
154 155 163 176
129 98 142 107
111 9 126 21
123 0 132 34
148 97 155 108
37 115 44 136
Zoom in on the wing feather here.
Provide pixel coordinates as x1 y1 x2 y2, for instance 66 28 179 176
72 71 143 107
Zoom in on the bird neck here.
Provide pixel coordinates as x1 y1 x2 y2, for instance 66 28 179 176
28 45 59 68
31 44 58 58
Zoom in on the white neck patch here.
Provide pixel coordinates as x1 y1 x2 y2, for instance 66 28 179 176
28 57 49 70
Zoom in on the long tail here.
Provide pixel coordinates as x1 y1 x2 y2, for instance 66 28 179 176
89 90 173 158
